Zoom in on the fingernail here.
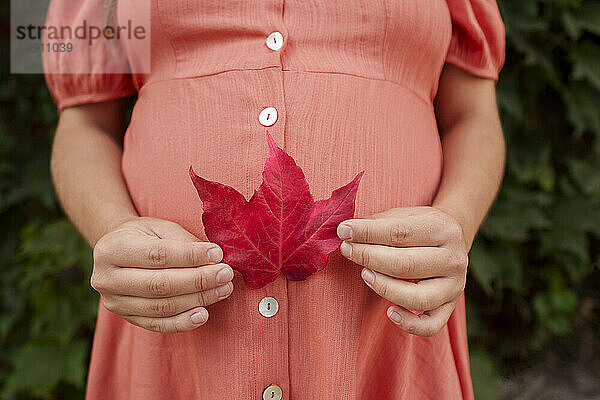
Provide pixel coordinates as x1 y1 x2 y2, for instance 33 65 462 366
190 308 208 324
361 268 375 285
216 267 233 284
207 246 223 263
340 241 352 257
216 283 232 298
388 309 402 324
338 224 352 240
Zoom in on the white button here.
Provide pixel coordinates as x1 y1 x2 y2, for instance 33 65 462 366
259 107 278 127
262 384 282 400
266 31 284 51
259 297 279 318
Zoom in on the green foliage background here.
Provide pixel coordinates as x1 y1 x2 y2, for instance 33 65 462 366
0 1 599 399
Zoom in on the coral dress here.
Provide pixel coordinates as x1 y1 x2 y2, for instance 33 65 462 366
44 0 505 398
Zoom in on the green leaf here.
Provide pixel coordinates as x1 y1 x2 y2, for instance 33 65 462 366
482 202 552 242
497 70 525 122
568 158 600 195
564 82 600 135
571 40 600 90
548 196 600 236
505 133 555 189
508 31 560 85
2 340 88 397
562 2 600 39
541 0 581 8
31 285 98 345
538 196 600 279
501 2 549 33
533 289 577 335
469 347 498 400
469 241 523 296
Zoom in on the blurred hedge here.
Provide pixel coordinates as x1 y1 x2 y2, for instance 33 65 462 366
0 1 599 399
466 1 600 398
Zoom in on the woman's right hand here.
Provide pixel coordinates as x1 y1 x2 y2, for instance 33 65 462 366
91 217 234 333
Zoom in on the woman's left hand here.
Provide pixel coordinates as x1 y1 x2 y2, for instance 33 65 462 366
337 206 470 337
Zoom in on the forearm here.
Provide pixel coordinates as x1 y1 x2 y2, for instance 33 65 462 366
51 103 138 247
432 113 505 249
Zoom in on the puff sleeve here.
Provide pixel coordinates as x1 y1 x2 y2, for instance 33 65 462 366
444 0 506 81
42 0 137 111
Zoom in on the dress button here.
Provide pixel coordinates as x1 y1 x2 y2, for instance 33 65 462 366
262 384 283 400
258 296 279 318
259 107 278 127
265 31 284 51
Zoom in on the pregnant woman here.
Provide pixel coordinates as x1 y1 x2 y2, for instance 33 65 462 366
43 0 505 398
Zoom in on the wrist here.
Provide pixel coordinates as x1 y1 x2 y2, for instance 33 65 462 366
431 200 477 250
90 212 139 247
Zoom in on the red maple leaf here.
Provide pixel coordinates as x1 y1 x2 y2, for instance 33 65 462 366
189 132 363 289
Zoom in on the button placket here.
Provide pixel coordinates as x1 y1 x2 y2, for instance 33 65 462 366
255 14 289 396
257 289 285 398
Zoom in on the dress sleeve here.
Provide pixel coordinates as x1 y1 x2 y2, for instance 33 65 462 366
444 0 506 81
42 0 137 111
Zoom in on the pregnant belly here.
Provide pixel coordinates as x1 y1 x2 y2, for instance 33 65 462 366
122 68 442 240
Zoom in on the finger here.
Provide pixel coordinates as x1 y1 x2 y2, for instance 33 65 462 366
101 235 223 268
102 282 233 317
338 213 448 247
139 218 201 242
387 301 457 337
340 241 459 279
361 206 432 221
125 306 209 333
361 268 464 312
94 263 234 298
